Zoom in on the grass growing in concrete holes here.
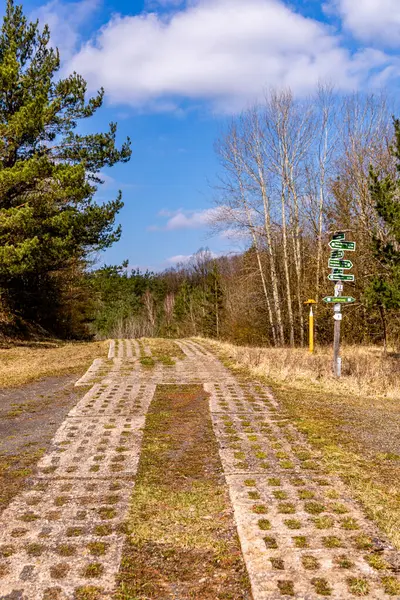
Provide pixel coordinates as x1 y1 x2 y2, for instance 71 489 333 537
205 338 400 551
115 384 251 599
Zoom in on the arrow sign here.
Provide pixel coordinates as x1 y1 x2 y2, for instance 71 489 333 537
332 232 345 240
323 296 355 303
328 259 353 269
330 250 344 259
329 240 356 251
332 268 345 275
328 273 355 282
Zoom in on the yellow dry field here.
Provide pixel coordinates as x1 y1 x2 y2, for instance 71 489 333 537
0 340 107 388
205 339 400 401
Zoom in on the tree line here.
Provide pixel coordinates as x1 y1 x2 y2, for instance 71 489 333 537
0 2 399 347
92 90 400 349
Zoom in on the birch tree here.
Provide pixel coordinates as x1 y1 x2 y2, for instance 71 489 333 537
214 122 279 345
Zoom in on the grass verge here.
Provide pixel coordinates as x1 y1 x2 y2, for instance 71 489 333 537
0 341 107 387
143 338 185 363
203 339 400 550
115 384 252 600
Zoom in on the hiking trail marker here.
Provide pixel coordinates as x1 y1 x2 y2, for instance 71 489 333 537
328 259 353 269
327 232 356 378
304 299 317 353
323 296 355 304
329 240 356 251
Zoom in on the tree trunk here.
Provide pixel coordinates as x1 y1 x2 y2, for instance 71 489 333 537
281 188 295 346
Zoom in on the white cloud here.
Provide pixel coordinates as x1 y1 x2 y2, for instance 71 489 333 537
166 254 194 264
328 0 400 47
166 250 218 264
219 228 249 241
67 0 400 113
97 172 115 187
32 0 99 60
150 207 222 230
146 0 187 8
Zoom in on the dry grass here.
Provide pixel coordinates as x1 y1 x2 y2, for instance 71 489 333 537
116 384 251 599
202 338 400 549
203 340 400 401
0 341 107 388
143 338 185 360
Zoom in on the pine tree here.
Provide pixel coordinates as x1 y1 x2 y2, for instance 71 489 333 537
365 119 400 350
0 0 131 335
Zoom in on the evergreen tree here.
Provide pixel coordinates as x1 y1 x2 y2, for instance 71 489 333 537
365 119 400 349
0 0 131 335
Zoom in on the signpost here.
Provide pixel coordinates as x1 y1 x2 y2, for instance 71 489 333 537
327 232 356 378
330 250 344 259
328 259 353 269
332 232 345 240
329 240 356 251
323 296 355 304
328 273 355 282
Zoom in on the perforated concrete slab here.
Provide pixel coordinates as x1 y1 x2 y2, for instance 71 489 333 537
204 373 400 600
1 339 400 600
0 342 158 600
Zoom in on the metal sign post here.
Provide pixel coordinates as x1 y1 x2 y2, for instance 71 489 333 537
333 282 342 377
327 233 356 378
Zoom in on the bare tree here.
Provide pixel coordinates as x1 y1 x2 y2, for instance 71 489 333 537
164 293 175 327
214 122 279 345
143 289 156 336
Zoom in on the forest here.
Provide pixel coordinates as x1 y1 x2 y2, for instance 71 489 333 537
0 0 399 348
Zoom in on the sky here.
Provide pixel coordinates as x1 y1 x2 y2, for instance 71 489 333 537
16 0 400 271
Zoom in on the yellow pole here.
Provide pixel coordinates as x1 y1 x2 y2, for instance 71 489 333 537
309 305 314 353
304 299 316 353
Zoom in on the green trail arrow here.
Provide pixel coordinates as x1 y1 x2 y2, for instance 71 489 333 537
328 273 355 282
323 296 356 303
330 250 344 259
329 240 356 251
328 259 353 269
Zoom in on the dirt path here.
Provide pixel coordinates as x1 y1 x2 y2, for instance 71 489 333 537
0 376 88 516
0 339 399 599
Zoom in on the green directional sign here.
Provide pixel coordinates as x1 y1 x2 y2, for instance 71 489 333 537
323 296 355 303
328 273 355 282
329 240 356 251
328 259 353 269
332 232 345 240
332 268 344 275
330 250 344 259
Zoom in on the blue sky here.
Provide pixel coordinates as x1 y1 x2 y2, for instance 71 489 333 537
18 0 400 270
